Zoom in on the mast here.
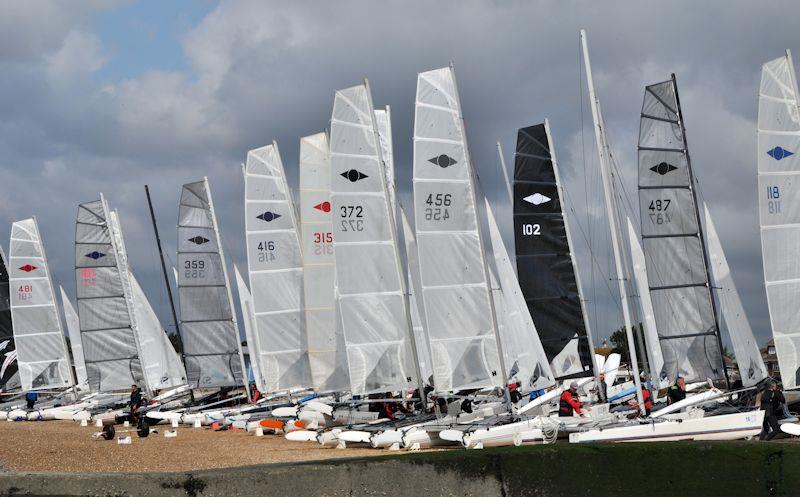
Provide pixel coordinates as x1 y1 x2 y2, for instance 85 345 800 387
580 29 645 413
544 119 605 400
671 73 729 389
204 177 251 402
364 78 427 409
145 185 193 401
449 63 511 409
496 142 514 203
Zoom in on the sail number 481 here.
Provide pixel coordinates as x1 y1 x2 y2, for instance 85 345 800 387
767 185 781 214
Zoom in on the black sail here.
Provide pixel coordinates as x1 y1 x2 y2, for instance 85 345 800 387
513 123 593 380
0 248 19 392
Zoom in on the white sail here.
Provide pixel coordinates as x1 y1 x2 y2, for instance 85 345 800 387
233 264 263 390
485 199 555 391
244 143 311 393
178 179 247 390
59 286 88 391
704 205 767 386
413 66 503 392
330 82 417 395
758 52 800 388
298 132 349 393
9 218 73 391
626 217 665 380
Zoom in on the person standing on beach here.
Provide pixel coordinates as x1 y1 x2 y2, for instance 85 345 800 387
759 380 785 441
129 384 142 423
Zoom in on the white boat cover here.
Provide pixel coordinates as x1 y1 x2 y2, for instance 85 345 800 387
758 53 800 388
413 66 502 392
299 132 349 393
178 179 245 389
626 218 665 380
704 205 767 387
244 144 311 392
233 264 263 389
9 218 73 391
485 200 555 391
330 83 416 395
76 198 145 392
637 79 724 382
59 286 88 391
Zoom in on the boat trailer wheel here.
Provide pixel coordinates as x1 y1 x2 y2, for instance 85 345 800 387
100 421 150 440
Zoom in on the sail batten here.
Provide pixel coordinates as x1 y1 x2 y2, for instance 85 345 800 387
637 77 724 383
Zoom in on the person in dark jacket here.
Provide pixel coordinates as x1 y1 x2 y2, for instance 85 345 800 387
667 377 686 405
129 384 143 423
25 391 37 410
759 380 785 441
559 382 585 417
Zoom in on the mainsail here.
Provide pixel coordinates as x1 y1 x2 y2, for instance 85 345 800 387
704 205 767 387
413 66 503 392
178 179 246 389
330 82 417 395
637 76 724 383
486 199 555 391
76 198 146 392
512 123 594 380
244 144 311 392
59 286 88 391
10 218 73 391
298 132 349 393
0 246 18 392
758 52 800 388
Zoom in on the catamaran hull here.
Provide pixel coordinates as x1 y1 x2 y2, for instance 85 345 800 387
569 411 764 443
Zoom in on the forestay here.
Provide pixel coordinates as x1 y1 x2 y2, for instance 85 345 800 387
245 144 311 392
486 199 554 391
413 66 502 392
9 218 73 391
704 205 767 387
758 52 800 388
76 198 145 392
60 286 88 391
637 77 724 383
330 82 416 395
0 247 19 392
512 123 594 380
299 132 349 393
178 179 246 389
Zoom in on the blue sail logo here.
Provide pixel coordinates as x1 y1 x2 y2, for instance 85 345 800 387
767 146 794 160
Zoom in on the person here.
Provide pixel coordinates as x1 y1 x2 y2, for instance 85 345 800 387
597 373 608 402
628 387 653 417
249 383 262 403
25 391 37 410
759 380 785 441
129 384 142 423
667 377 686 405
559 381 585 417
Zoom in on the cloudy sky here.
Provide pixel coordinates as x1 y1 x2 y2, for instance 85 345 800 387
1 0 796 351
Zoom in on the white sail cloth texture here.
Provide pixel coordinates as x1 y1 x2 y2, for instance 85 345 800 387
245 144 311 393
637 79 723 383
704 205 767 387
485 200 555 391
76 199 145 392
9 218 73 391
413 66 502 392
233 265 264 389
329 83 416 395
299 132 349 393
758 54 800 389
178 180 245 389
60 286 89 391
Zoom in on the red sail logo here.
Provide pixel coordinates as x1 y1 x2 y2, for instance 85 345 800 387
314 201 331 213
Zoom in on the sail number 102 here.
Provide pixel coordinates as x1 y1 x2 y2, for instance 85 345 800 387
767 185 781 214
522 223 541 236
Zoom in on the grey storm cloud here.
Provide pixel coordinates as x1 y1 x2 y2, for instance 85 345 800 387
0 0 796 350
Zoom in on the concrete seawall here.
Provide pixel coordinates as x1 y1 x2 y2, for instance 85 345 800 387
2 441 799 497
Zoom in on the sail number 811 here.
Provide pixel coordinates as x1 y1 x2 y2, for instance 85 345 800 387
425 193 451 221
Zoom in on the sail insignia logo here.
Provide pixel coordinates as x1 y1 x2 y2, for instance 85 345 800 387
650 162 678 175
256 211 281 222
188 236 210 245
428 154 457 168
313 201 331 213
767 146 793 161
85 251 105 260
523 193 551 206
340 169 368 182
18 265 37 272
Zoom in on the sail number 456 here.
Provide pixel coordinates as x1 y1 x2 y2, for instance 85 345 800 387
767 186 781 214
425 193 451 221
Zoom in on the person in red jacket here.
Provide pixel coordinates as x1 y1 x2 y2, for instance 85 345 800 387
559 382 585 417
628 387 653 417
